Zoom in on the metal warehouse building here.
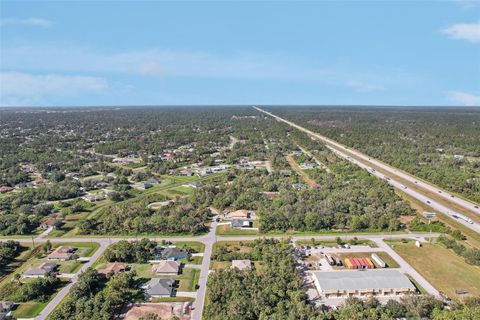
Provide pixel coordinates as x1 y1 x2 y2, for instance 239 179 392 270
312 270 416 298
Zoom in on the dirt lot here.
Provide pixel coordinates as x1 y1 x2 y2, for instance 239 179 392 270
124 302 192 320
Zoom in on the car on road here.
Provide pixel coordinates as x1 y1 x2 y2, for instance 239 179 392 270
426 200 431 204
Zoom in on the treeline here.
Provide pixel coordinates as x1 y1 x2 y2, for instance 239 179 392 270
48 268 142 320
437 235 480 266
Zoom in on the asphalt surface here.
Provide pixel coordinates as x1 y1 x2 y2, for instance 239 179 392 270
254 107 480 234
191 215 218 320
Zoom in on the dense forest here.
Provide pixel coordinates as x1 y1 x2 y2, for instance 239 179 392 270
267 107 480 203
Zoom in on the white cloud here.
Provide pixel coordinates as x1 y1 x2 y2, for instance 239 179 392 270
0 72 107 106
447 90 480 106
0 45 416 94
346 81 382 93
0 18 53 27
441 22 480 43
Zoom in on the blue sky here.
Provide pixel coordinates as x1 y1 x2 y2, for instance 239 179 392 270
0 1 479 107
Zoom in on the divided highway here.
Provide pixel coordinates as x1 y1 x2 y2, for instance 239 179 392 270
254 107 480 234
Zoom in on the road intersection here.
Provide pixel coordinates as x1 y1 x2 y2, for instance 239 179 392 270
2 227 441 319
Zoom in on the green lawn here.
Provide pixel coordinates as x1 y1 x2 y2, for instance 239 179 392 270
151 296 195 303
52 242 100 257
216 224 259 236
58 260 83 273
210 261 231 270
296 239 376 247
178 269 200 291
181 256 203 265
173 241 205 253
216 223 409 237
170 186 195 195
12 301 48 318
388 240 480 299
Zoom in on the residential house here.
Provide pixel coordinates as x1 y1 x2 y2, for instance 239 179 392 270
82 194 105 202
144 278 176 298
23 263 57 278
0 301 14 320
231 219 252 228
40 217 57 229
183 181 203 188
95 181 109 189
47 246 75 261
279 170 292 177
292 183 307 190
261 191 279 200
156 247 189 261
0 186 14 193
151 260 181 275
226 209 254 220
231 260 252 271
98 262 128 278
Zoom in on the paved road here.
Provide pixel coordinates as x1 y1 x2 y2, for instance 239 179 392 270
1 230 440 320
372 238 440 297
36 240 109 320
191 215 218 320
254 107 480 234
327 145 480 233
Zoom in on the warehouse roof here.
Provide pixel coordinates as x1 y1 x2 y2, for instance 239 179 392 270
313 270 415 291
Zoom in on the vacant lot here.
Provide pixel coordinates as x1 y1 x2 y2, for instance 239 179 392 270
388 241 480 299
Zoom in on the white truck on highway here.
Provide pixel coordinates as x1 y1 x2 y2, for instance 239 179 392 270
452 212 474 224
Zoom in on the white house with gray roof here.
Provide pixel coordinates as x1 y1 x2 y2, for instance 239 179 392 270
144 278 176 298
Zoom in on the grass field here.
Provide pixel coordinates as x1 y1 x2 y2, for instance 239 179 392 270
53 242 100 257
296 239 376 247
151 296 195 303
181 256 203 265
172 241 205 253
58 260 83 273
388 240 480 299
12 301 48 318
216 224 259 236
210 261 231 270
286 154 319 188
